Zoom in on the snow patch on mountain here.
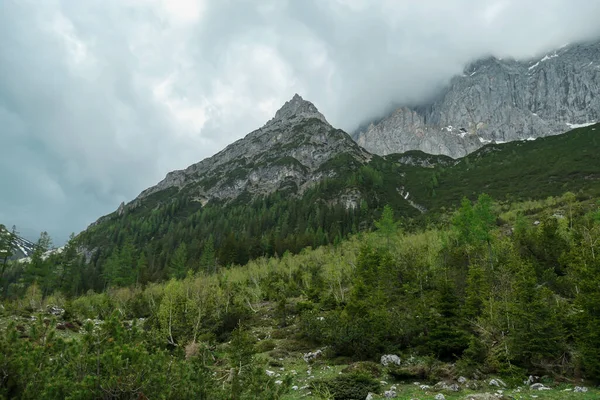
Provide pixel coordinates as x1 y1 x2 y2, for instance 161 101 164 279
566 121 596 129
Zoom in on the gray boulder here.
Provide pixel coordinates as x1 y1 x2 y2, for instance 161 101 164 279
488 378 507 388
380 354 401 367
530 383 551 390
303 349 323 363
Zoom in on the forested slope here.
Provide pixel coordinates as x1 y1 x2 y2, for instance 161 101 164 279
395 123 600 211
2 194 600 399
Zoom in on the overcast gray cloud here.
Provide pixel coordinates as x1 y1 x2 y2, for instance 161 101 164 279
1 0 600 244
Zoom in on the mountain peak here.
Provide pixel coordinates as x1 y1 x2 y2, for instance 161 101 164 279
270 93 328 125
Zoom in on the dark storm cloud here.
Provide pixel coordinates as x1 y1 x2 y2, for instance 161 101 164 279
1 0 599 244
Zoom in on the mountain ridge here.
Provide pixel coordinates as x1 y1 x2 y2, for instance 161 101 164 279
127 94 369 211
355 40 600 158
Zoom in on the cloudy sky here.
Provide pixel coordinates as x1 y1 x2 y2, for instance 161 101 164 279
2 0 600 244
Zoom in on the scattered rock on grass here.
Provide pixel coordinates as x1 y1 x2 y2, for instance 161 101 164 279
434 381 460 392
530 383 550 390
465 381 480 390
448 383 460 392
464 394 502 400
380 354 401 366
47 306 64 316
303 349 322 363
488 379 506 388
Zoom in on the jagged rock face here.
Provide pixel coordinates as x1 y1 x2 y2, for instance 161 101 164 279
358 107 482 158
387 151 456 168
133 94 370 208
356 41 600 158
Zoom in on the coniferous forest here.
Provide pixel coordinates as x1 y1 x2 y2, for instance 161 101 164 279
2 190 600 399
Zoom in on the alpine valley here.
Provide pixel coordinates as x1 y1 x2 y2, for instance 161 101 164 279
77 92 600 281
2 39 600 400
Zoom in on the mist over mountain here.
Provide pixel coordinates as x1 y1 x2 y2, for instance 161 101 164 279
355 40 600 158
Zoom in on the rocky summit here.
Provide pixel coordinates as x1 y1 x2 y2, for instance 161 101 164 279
355 40 600 158
129 94 370 210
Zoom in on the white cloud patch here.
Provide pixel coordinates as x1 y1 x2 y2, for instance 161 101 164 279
162 0 205 24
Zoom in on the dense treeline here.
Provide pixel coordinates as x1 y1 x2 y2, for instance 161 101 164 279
3 159 416 297
1 192 600 399
6 124 597 299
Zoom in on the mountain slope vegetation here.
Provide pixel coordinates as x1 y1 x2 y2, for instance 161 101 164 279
2 194 600 399
2 122 600 398
394 123 600 211
67 124 600 295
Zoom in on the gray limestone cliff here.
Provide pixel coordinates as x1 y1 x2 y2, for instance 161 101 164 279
131 94 370 209
355 40 600 158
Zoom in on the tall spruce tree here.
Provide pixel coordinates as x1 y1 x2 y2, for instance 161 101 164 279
200 235 216 273
169 243 188 279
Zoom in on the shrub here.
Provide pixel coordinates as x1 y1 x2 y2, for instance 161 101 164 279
341 361 383 378
387 364 428 380
255 339 276 353
311 373 380 400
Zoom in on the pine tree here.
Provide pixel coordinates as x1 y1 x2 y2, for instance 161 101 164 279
169 243 188 279
510 261 565 368
570 209 600 380
464 262 487 319
374 205 398 247
136 252 148 284
57 233 79 295
428 283 469 361
200 235 216 273
102 239 137 288
24 231 53 293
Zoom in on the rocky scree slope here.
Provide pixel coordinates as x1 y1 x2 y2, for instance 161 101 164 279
355 40 600 158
